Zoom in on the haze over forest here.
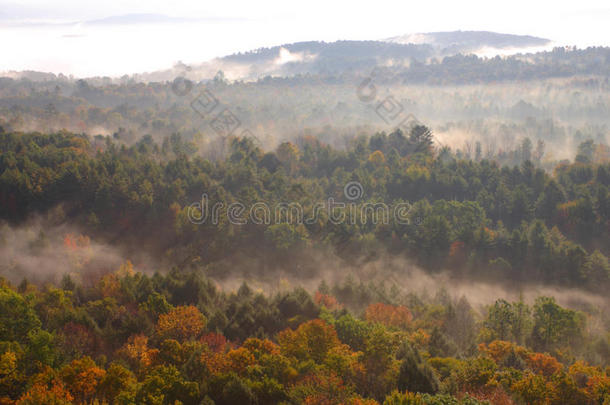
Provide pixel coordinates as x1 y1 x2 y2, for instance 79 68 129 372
1 2 609 404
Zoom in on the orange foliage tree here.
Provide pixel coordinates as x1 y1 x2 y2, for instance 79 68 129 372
242 337 280 358
17 380 73 405
59 356 105 403
315 291 342 311
568 361 610 403
365 303 413 330
478 340 521 363
200 332 229 353
526 352 563 377
293 371 353 405
201 347 257 376
156 305 206 342
120 335 159 374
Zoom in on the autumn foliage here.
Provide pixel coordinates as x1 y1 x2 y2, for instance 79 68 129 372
365 303 413 329
0 267 607 405
155 305 207 342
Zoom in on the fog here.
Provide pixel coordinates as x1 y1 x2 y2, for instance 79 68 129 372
205 248 610 318
2 74 607 164
0 214 125 285
2 209 607 321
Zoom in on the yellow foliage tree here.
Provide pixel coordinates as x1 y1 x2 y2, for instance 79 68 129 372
368 150 386 165
156 305 206 342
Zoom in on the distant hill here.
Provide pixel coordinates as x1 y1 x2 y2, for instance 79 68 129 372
219 40 433 77
222 40 433 64
384 30 551 55
137 40 436 82
182 32 552 80
0 31 567 83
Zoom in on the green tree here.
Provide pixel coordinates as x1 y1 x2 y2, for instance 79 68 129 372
0 286 41 343
531 297 583 351
575 139 595 163
397 343 439 395
135 365 200 405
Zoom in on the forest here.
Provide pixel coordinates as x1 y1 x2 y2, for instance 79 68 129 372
4 0 610 400
0 123 609 404
2 46 609 169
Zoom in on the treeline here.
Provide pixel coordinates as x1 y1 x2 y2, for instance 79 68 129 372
391 47 610 84
1 47 609 150
0 265 608 404
0 128 609 290
226 45 610 84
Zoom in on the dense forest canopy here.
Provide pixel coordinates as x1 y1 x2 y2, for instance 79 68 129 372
0 126 609 403
1 39 609 405
1 128 609 287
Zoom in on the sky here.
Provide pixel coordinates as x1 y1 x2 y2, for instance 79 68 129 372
1 0 609 77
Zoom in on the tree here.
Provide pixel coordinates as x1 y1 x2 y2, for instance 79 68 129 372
444 297 476 354
531 297 582 351
289 371 353 405
365 303 413 330
509 186 532 226
428 327 457 358
156 305 206 342
369 150 386 166
25 329 57 373
60 356 105 403
525 352 562 377
17 379 74 405
511 297 532 345
0 350 22 402
135 364 200 405
265 223 309 251
334 314 371 351
454 357 497 392
535 180 565 222
580 250 610 286
0 286 41 343
575 140 595 163
216 372 256 405
98 362 137 403
409 125 434 155
475 141 482 162
362 324 398 400
512 372 551 405
276 142 301 174
597 185 610 223
121 335 159 374
412 215 451 263
397 343 439 395
277 319 342 363
521 138 533 162
534 139 545 163
485 299 514 341
383 390 425 405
